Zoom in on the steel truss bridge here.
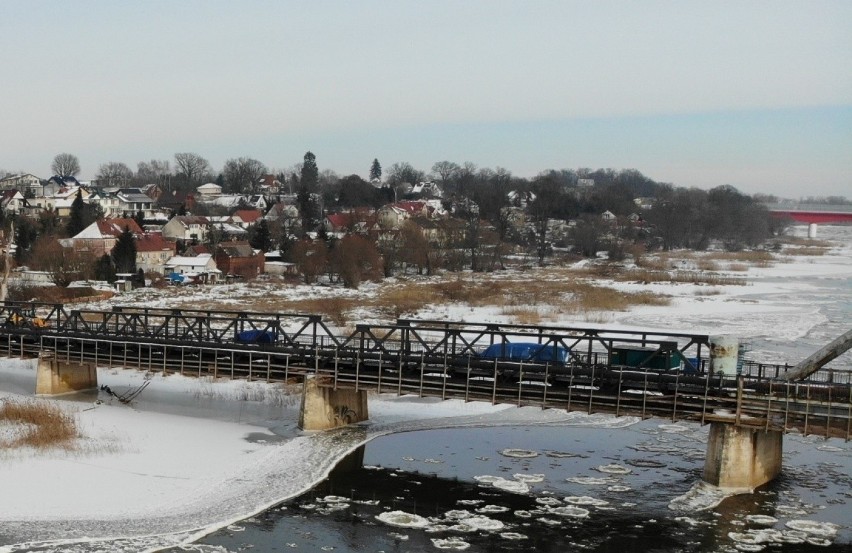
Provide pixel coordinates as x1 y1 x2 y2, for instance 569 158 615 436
1 301 850 440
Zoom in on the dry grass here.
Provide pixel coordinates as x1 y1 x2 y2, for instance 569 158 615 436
0 399 78 450
728 263 749 272
784 246 828 256
696 259 720 271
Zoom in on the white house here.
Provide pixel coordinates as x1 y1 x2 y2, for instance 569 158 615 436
163 253 221 283
162 215 210 242
196 183 222 201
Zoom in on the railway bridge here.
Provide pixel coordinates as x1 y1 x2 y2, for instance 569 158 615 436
1 301 850 492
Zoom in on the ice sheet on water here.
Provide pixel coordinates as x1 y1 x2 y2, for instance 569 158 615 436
564 495 609 507
492 477 530 494
375 510 431 529
513 473 545 483
565 476 612 485
535 497 563 506
500 532 528 540
431 537 471 550
668 482 736 512
744 515 778 526
547 505 590 518
476 504 510 514
500 448 539 458
596 463 631 475
784 519 840 538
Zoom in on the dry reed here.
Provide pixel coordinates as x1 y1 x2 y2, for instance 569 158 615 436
0 399 78 449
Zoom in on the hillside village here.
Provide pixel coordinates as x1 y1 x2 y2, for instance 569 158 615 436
0 156 786 299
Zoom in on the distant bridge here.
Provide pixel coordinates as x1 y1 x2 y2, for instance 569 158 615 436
2 301 850 489
765 203 852 224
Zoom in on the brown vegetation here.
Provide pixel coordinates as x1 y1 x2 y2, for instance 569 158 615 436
0 399 78 450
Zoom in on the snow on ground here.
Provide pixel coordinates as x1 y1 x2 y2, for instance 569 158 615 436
0 225 849 551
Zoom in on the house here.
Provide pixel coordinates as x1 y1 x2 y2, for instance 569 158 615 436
601 210 617 222
264 202 299 222
377 201 435 229
135 233 177 274
0 173 41 196
215 241 264 280
257 174 282 194
231 209 264 229
196 182 222 201
410 181 443 198
156 190 196 213
324 210 380 235
246 195 268 210
162 215 210 243
0 190 27 214
164 253 220 284
59 218 144 257
113 188 155 219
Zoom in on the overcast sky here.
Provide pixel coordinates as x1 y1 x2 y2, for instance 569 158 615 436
1 1 849 197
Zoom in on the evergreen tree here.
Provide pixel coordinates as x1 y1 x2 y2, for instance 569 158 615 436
66 190 88 237
94 254 115 282
111 226 137 274
301 151 318 191
369 158 382 181
134 210 145 228
248 219 273 252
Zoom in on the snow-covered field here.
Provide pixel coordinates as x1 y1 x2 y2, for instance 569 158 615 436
1 225 850 552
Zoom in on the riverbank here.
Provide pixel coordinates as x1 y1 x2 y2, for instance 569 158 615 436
1 225 850 552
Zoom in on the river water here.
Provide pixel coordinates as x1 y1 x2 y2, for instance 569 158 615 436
178 227 852 553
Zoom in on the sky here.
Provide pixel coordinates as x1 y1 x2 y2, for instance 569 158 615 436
0 0 850 197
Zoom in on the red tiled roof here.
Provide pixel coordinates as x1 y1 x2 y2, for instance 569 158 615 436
136 233 176 253
233 209 263 223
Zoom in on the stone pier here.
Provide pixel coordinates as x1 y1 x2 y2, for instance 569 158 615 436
703 422 783 491
298 375 369 431
35 354 98 396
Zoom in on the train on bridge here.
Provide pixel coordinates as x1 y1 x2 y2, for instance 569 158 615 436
1 301 850 443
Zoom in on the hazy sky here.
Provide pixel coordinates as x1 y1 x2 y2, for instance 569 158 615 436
1 1 849 197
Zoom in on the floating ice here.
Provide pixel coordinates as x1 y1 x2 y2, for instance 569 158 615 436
545 450 582 458
457 499 484 506
535 497 563 506
816 445 844 452
745 515 778 526
456 515 504 532
564 496 609 507
500 532 528 540
538 517 562 526
476 504 510 514
733 544 765 552
500 448 539 458
513 473 545 483
514 510 533 518
492 477 530 494
673 516 710 527
784 520 840 538
625 458 667 468
226 524 245 532
424 458 443 464
607 485 631 492
388 532 409 541
431 537 471 550
596 464 631 475
566 476 611 485
548 505 590 518
658 424 690 433
443 509 473 521
321 495 348 503
402 456 415 461
806 537 833 546
474 475 501 484
376 510 431 529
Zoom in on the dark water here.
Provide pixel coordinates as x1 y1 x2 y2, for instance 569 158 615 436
184 421 851 552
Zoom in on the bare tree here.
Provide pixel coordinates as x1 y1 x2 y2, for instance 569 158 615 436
222 157 267 194
51 153 80 177
431 161 460 187
96 162 133 187
136 159 172 187
174 153 212 187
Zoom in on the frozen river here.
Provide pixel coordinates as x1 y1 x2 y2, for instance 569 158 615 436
1 225 850 552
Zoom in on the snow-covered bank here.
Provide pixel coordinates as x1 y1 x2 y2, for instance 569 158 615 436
1 225 850 551
0 361 631 552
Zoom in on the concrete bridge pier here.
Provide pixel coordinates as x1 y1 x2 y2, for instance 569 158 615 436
298 375 369 431
35 354 98 396
703 422 783 491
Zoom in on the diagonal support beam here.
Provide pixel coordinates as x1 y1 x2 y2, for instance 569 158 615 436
782 328 852 381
